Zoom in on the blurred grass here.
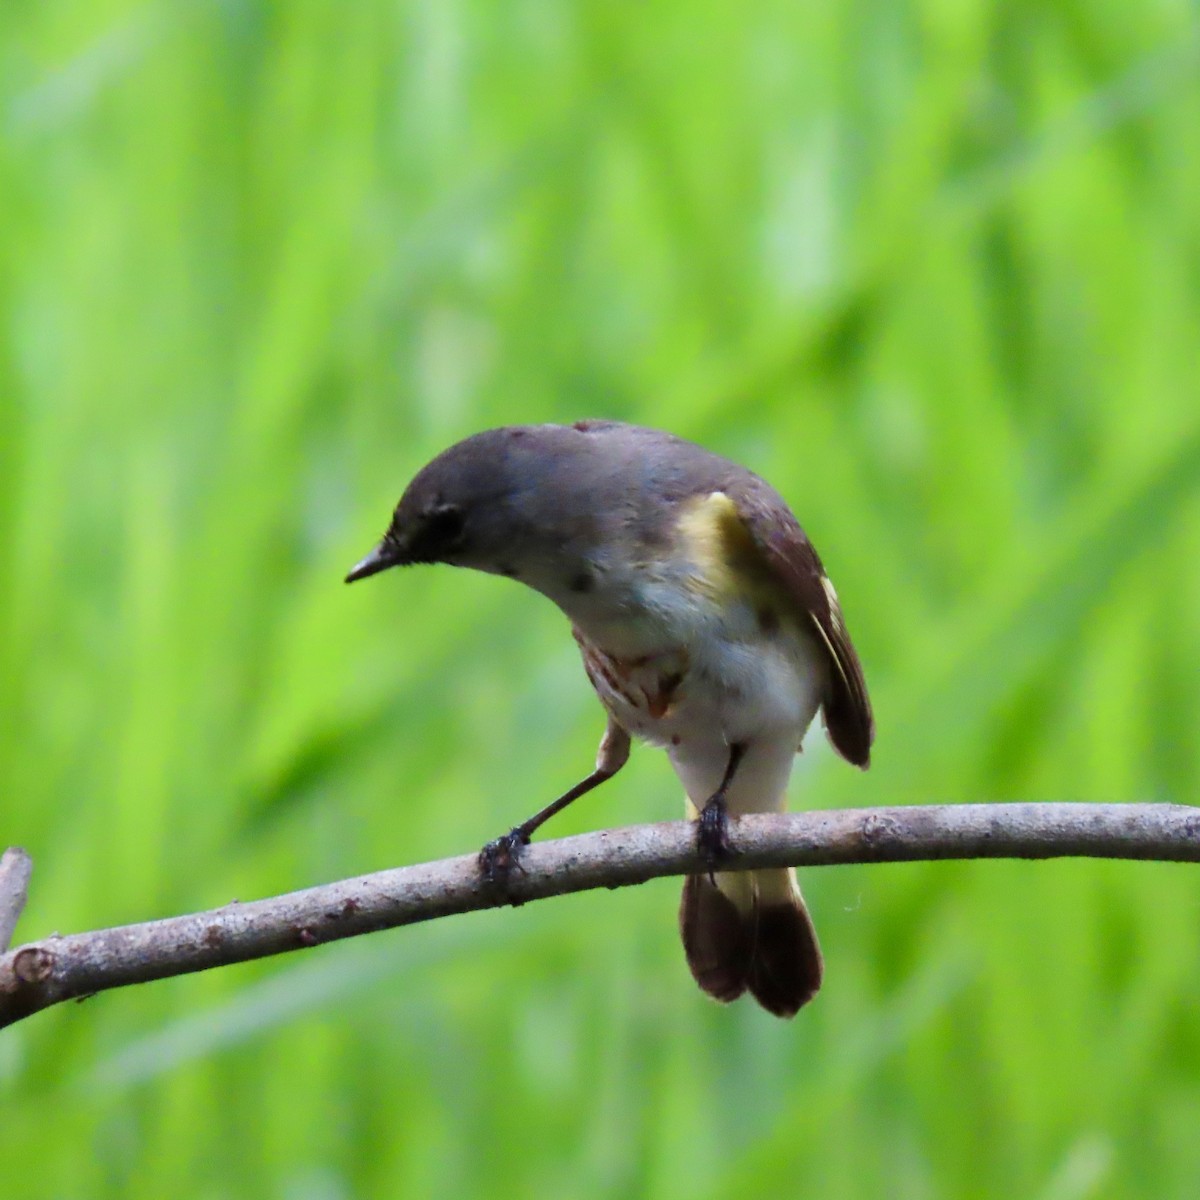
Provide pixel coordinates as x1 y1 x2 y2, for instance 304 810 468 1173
2 2 1200 1197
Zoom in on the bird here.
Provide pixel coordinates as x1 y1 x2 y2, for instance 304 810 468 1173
345 420 874 1017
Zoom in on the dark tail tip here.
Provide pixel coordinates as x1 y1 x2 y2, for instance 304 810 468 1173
746 899 823 1018
680 874 751 1003
679 874 823 1018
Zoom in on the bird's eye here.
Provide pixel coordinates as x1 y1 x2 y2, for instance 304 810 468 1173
424 504 466 551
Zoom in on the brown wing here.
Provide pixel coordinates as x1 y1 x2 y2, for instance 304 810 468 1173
731 485 875 768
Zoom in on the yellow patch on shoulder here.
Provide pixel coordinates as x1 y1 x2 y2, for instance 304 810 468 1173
675 491 775 603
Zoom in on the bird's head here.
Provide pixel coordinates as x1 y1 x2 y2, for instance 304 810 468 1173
344 427 560 584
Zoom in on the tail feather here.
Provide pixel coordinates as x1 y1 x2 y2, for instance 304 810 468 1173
679 873 751 1003
680 869 823 1018
746 894 823 1017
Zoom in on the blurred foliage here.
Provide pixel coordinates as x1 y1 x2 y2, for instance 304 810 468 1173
2 1 1200 1197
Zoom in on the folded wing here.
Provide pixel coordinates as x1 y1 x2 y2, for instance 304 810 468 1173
731 485 874 768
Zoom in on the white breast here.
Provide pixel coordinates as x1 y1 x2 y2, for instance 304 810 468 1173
568 566 827 747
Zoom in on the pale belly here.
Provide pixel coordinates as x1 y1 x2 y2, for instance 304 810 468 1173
575 619 826 752
574 622 825 821
556 560 829 815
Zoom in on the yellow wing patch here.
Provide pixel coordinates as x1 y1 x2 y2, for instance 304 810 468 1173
675 491 781 604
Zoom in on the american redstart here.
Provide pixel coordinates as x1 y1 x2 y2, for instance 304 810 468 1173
347 420 873 1017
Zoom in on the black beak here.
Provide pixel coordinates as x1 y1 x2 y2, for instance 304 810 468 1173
344 541 403 583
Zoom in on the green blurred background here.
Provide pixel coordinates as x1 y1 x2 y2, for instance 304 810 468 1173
3 2 1200 1196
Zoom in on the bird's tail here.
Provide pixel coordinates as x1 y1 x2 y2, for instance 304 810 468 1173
679 866 823 1018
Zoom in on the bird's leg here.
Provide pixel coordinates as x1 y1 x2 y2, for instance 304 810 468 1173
478 720 631 888
696 742 746 874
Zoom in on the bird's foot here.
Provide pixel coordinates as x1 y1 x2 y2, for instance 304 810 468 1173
478 828 531 895
696 795 736 877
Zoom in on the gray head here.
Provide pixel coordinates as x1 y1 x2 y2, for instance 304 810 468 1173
344 423 648 587
345 428 523 582
344 419 744 593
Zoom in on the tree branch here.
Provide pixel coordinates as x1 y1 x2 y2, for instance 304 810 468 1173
0 847 33 954
2 802 1197 1029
